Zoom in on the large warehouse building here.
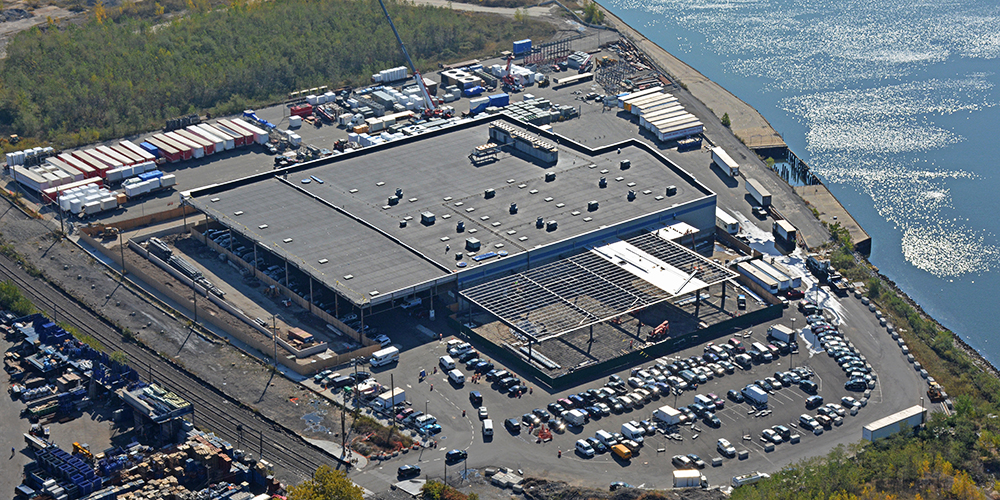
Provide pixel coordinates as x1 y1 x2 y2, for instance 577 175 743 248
185 115 735 377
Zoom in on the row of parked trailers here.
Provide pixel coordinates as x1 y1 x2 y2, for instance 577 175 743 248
617 87 704 142
12 139 157 194
736 258 802 295
139 118 267 163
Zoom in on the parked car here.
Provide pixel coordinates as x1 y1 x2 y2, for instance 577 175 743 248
397 465 421 478
445 449 468 463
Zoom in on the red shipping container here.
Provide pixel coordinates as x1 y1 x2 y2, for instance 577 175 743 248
290 104 314 118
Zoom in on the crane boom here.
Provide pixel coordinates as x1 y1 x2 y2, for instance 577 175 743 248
376 0 436 112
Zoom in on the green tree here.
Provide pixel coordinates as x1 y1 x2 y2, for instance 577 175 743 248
287 466 363 500
721 112 731 127
583 1 603 24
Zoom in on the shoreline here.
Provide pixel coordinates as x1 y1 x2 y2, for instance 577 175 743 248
589 1 999 381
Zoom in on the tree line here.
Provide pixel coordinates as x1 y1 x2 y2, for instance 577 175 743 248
0 0 552 149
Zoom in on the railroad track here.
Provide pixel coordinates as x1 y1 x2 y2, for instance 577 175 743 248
0 255 336 482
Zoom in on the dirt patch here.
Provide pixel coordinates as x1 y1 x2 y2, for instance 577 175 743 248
522 478 726 500
0 4 80 58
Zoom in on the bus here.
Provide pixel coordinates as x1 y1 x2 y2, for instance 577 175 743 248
369 346 400 367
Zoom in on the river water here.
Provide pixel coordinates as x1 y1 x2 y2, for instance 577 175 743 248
600 0 1000 364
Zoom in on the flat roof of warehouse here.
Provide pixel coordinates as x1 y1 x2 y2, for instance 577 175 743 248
187 116 713 305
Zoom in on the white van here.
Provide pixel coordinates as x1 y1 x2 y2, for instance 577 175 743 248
439 356 456 370
369 346 400 367
448 369 465 385
595 430 616 447
401 297 423 310
482 419 494 436
620 423 645 444
575 439 595 457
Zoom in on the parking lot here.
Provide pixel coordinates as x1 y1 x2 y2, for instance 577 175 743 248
330 275 930 492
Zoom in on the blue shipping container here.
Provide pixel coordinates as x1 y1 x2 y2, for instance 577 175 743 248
139 142 160 158
488 93 510 107
138 170 163 181
513 39 532 56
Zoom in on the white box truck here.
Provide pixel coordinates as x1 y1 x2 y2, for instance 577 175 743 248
374 388 406 410
746 178 772 207
673 470 707 488
448 369 465 385
620 423 645 444
716 208 740 235
767 324 796 343
653 405 682 426
863 405 926 441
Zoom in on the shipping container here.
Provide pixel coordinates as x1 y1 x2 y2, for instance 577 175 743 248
488 93 510 107
196 124 235 150
748 259 792 290
711 147 740 177
58 153 96 178
174 129 215 155
513 39 532 55
165 131 205 158
656 121 703 142
145 137 183 162
767 324 796 343
230 118 269 144
673 470 707 488
746 178 772 207
290 103 313 118
863 406 925 441
120 140 157 162
109 144 142 164
85 148 124 169
736 262 780 294
71 150 111 177
552 72 594 88
213 120 253 146
43 177 102 203
153 133 193 160
186 125 224 152
11 167 50 192
617 87 664 108
45 157 84 181
773 219 797 242
93 146 131 167
632 95 677 115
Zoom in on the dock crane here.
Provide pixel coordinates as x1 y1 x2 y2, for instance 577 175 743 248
376 0 443 118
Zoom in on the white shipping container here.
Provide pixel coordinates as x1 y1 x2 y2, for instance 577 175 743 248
160 174 177 187
70 199 84 214
306 95 318 105
288 116 302 128
289 134 302 146
83 201 102 215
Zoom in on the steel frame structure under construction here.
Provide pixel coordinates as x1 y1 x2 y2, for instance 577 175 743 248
459 234 736 343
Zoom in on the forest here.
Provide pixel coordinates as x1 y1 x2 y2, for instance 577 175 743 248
0 0 552 148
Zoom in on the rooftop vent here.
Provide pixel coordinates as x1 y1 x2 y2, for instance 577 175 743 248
536 216 545 228
545 172 556 182
588 200 599 212
627 190 636 201
546 220 558 231
509 203 518 214
465 238 481 251
455 252 464 260
620 159 631 170
399 220 407 228
484 188 496 199
395 187 403 197
457 221 465 232
599 177 607 188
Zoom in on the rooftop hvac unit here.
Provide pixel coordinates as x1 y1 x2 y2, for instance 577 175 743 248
388 196 399 205
465 238 481 251
588 200 599 211
421 211 436 225
536 216 545 228
627 190 637 201
509 203 518 214
545 172 556 182
395 187 403 197
484 188 495 199
620 159 631 170
455 252 464 260
457 221 465 232
399 220 407 228
666 185 677 196
546 220 558 231
599 177 607 188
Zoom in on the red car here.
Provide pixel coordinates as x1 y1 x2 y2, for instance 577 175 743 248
785 289 805 300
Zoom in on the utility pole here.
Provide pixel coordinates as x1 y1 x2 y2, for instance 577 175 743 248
271 314 278 368
118 229 126 282
192 282 197 323
390 373 395 430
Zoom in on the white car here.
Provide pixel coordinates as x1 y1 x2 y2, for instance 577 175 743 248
717 438 736 457
761 428 782 445
841 396 859 408
478 407 488 420
375 335 391 347
825 403 846 417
